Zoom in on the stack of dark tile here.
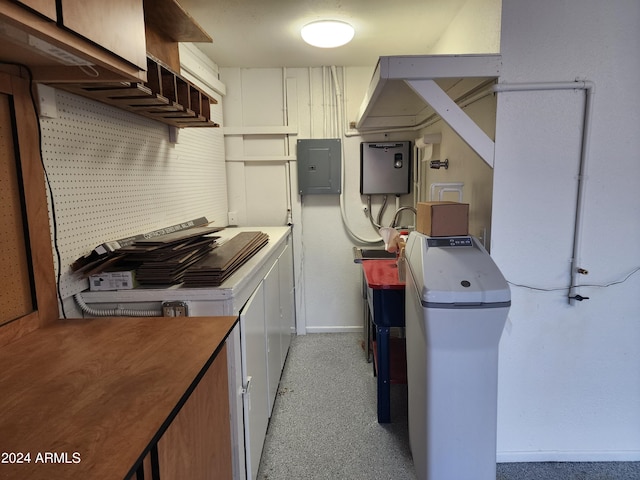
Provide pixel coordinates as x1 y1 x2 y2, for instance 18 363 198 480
116 226 223 285
182 231 269 287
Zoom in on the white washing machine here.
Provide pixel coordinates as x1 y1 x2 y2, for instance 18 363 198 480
404 232 511 480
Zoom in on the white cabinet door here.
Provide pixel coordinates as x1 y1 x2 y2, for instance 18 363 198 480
278 243 295 366
240 282 268 480
263 260 281 416
226 324 246 480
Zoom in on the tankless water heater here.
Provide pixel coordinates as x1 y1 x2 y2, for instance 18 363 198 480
360 141 411 195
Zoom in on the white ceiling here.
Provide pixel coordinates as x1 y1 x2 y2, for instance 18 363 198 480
178 0 469 68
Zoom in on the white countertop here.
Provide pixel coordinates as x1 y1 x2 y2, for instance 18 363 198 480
80 226 291 304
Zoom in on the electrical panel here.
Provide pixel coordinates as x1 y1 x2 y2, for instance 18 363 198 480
360 141 411 195
297 139 341 195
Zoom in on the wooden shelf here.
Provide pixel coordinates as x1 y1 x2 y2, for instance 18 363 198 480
143 0 212 43
143 0 212 73
52 55 219 128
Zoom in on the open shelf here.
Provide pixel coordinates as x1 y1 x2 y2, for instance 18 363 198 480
52 55 219 128
355 55 501 130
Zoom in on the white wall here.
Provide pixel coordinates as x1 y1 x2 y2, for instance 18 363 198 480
220 1 502 334
491 0 640 461
42 54 227 318
221 0 640 463
431 0 501 54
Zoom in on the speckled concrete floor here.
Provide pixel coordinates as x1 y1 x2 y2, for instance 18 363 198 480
257 333 640 480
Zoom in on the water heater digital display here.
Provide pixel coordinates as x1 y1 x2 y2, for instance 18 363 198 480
360 141 411 195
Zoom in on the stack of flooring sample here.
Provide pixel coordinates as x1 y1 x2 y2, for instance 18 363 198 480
182 231 269 287
107 226 222 285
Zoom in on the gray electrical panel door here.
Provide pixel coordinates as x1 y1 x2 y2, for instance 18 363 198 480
297 139 341 195
360 141 411 195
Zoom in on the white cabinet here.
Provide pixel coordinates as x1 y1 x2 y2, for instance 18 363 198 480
264 260 282 416
278 243 295 367
240 282 269 480
240 240 296 479
78 227 295 480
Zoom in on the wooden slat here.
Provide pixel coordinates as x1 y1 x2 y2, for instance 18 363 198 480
108 96 170 107
0 92 33 324
0 72 58 347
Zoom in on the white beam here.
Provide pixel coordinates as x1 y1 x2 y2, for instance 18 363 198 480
406 79 495 168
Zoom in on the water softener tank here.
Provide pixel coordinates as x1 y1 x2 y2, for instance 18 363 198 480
404 232 511 480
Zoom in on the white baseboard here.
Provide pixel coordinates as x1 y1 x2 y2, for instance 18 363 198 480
497 450 640 463
304 326 363 334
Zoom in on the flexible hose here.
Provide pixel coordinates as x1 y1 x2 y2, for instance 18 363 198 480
74 293 162 317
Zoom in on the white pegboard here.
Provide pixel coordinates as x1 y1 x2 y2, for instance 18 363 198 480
41 89 227 301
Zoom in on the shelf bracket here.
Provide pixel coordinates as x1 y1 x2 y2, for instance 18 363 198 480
405 79 495 168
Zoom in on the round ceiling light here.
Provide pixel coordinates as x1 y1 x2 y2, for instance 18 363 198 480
301 20 355 48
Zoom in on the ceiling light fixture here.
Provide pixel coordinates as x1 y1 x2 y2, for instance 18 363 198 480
301 20 355 48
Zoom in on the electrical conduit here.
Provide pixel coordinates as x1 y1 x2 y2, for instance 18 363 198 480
330 65 382 244
74 293 162 317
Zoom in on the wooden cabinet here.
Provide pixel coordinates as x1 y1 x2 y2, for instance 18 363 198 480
134 344 233 480
14 0 56 20
0 0 219 128
0 0 147 82
58 0 147 70
12 0 148 71
0 316 237 480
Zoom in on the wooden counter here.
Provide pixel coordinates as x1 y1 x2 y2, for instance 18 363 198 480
0 315 238 480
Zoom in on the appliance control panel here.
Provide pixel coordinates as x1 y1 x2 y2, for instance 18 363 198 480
427 237 473 247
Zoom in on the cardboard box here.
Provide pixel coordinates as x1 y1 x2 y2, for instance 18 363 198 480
416 201 469 236
89 270 137 291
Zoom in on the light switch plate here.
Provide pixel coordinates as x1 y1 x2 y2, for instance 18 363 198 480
36 84 58 119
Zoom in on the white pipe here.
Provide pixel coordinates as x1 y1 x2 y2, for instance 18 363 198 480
74 293 162 317
329 65 381 244
330 66 341 140
309 67 314 136
493 80 595 304
414 144 420 207
493 80 595 94
322 66 327 137
282 67 293 226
